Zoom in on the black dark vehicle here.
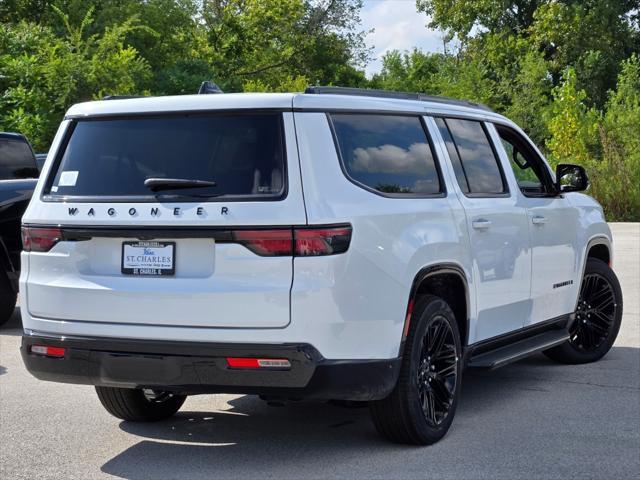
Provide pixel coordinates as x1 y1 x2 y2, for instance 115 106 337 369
35 153 48 171
0 133 39 325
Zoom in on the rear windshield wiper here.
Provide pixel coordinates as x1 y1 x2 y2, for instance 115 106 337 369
154 192 223 200
144 177 217 192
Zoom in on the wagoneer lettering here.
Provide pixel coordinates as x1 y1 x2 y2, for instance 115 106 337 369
19 87 623 446
65 206 229 218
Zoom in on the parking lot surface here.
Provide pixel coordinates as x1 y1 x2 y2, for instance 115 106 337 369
1 223 638 479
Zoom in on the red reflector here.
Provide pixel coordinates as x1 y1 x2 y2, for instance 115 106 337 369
403 298 415 339
31 345 66 358
226 357 291 369
22 227 62 252
227 357 260 368
294 225 352 256
233 229 293 256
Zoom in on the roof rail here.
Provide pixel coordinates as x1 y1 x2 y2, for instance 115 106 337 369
102 95 144 101
304 86 493 112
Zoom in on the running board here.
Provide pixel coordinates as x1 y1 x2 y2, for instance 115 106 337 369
467 330 569 370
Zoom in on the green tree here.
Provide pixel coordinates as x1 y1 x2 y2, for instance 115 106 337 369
598 56 640 220
1 0 200 75
201 0 368 92
371 49 496 108
545 64 640 221
2 0 369 95
531 1 639 107
0 8 151 150
369 49 447 93
1 0 370 146
545 69 599 166
502 50 552 145
416 0 542 38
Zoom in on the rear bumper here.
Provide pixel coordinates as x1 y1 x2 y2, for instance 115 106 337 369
21 333 401 401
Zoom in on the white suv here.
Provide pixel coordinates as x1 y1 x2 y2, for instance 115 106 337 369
19 87 623 445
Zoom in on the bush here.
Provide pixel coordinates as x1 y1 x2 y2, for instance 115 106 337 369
546 61 640 221
0 9 151 151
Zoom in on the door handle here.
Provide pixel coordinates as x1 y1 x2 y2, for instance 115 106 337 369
472 219 492 230
531 215 548 225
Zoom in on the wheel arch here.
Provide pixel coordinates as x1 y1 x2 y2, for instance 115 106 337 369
586 238 611 266
574 236 612 311
400 263 470 355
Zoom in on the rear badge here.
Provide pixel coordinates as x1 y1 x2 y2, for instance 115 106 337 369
67 206 229 217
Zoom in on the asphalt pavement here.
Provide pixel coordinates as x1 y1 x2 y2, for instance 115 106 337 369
1 223 638 479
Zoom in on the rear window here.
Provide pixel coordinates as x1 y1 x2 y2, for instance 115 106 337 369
330 114 443 196
0 137 38 180
45 113 286 200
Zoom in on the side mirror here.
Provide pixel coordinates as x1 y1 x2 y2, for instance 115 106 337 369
556 163 589 193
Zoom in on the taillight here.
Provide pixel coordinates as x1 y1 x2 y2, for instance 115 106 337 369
295 226 352 256
233 229 293 256
22 227 62 252
232 225 352 257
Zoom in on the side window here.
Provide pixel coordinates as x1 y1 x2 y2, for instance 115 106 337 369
495 125 553 196
438 118 507 195
0 137 38 180
330 114 443 195
435 118 469 194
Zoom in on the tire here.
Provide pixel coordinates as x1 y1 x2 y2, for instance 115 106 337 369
0 273 17 327
369 295 462 445
544 258 623 364
95 386 186 422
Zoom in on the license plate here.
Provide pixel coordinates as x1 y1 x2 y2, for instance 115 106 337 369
121 241 175 276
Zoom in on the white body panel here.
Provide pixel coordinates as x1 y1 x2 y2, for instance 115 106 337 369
291 112 473 356
20 92 611 360
455 197 531 341
23 113 306 330
485 123 609 327
429 119 531 341
524 197 581 324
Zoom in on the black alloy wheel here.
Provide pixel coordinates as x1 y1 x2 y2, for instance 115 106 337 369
142 388 178 404
544 258 623 364
571 272 618 352
417 316 458 426
370 295 462 445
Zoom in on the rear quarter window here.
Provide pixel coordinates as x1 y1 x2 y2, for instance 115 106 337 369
45 113 286 201
330 114 443 196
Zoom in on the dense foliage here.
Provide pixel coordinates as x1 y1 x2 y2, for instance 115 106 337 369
1 0 638 219
0 0 369 151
